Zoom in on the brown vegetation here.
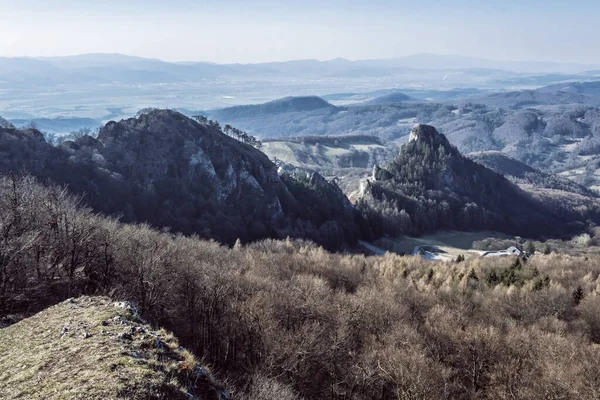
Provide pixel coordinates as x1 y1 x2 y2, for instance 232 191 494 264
3 174 600 399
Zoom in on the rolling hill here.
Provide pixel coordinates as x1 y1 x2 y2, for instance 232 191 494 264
468 150 597 197
208 97 446 139
537 80 600 98
261 134 398 170
360 92 413 105
465 89 599 109
206 95 600 192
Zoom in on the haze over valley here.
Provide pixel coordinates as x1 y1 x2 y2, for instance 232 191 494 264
2 52 600 122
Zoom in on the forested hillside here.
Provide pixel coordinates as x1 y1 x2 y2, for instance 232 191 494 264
468 150 597 196
0 110 361 250
3 174 600 399
357 125 600 239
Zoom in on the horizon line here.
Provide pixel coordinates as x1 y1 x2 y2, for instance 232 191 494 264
2 52 600 68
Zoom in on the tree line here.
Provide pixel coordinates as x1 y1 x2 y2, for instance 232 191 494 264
192 115 262 149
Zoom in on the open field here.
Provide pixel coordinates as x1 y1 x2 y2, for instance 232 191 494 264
374 230 514 258
261 137 387 170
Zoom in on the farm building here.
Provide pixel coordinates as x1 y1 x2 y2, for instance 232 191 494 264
481 246 522 258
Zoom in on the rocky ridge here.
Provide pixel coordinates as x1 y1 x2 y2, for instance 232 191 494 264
0 296 228 400
0 110 362 249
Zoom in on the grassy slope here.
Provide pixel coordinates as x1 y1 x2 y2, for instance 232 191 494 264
0 297 221 400
261 138 385 170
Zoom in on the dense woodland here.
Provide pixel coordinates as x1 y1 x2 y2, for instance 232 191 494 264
3 175 600 399
468 151 597 197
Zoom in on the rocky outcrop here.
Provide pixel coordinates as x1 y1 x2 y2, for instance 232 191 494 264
0 296 229 400
358 124 600 238
407 124 460 157
0 110 361 249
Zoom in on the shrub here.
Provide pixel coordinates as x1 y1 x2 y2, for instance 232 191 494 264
573 286 585 305
524 241 536 255
573 233 593 247
468 268 479 281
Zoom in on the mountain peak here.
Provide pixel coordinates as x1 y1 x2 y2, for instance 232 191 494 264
361 123 580 238
407 124 457 155
409 124 444 143
0 110 361 250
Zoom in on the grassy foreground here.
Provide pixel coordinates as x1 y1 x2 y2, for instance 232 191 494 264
0 297 224 400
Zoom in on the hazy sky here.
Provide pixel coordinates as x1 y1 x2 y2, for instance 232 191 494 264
1 0 599 64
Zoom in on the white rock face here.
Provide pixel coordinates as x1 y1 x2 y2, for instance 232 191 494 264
218 165 237 200
408 130 420 142
189 149 216 177
239 170 263 192
358 179 369 197
268 197 284 221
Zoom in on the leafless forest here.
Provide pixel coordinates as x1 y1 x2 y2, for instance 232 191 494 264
3 175 600 399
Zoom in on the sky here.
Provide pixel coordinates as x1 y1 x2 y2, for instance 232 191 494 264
1 0 599 64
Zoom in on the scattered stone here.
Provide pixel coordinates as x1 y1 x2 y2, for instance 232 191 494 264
113 301 139 316
60 323 70 337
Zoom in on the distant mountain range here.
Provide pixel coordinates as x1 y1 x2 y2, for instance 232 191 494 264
24 52 600 72
1 53 597 87
465 81 600 109
4 52 600 123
